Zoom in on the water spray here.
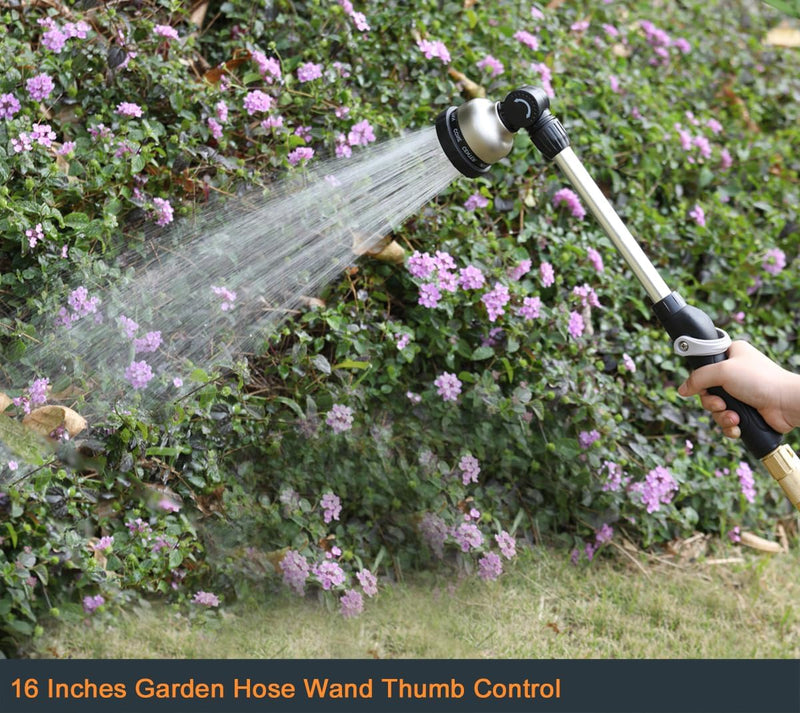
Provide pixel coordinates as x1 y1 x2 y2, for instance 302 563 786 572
436 84 800 512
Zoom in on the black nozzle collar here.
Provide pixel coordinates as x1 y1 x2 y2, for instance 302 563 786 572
435 106 491 178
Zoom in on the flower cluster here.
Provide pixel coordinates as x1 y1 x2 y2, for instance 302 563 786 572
39 17 90 53
12 377 49 415
326 404 354 433
12 124 57 153
417 38 451 64
56 286 101 327
629 465 679 513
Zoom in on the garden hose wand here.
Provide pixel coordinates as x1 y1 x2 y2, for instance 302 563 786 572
435 85 800 512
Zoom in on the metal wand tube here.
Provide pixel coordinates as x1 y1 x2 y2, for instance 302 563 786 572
554 147 671 303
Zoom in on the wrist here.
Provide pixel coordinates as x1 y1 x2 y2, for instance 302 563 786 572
779 370 800 431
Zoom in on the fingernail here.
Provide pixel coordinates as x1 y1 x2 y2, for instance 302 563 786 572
677 382 688 397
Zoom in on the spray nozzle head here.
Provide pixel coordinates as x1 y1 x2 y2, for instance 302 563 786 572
435 84 567 177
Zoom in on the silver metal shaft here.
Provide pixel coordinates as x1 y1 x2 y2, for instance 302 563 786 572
554 147 671 303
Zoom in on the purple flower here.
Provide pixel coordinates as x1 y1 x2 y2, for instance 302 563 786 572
763 248 786 276
458 454 481 485
244 90 273 115
509 259 532 281
568 311 585 339
215 101 229 122
601 460 626 492
281 550 310 595
539 262 555 287
622 353 636 373
552 188 586 219
92 536 114 552
116 102 143 118
434 372 462 402
356 569 378 597
192 590 220 607
124 360 154 390
134 331 162 354
478 552 503 581
326 404 354 434
207 118 223 139
531 62 554 97
573 284 601 309
464 193 489 211
720 148 733 170
26 73 55 101
395 333 411 350
453 522 483 552
314 560 346 590
459 265 485 290
42 27 68 52
253 51 282 83
83 594 105 613
688 204 706 227
477 55 504 77
417 38 451 63
320 492 342 523
736 461 756 503
609 75 621 93
173 377 183 388
495 531 516 559
571 20 590 32
630 465 679 513
26 223 44 249
297 62 323 82
288 147 314 165
517 296 541 320
672 37 691 54
514 30 539 50
595 523 614 544
211 284 237 311
481 282 510 322
407 250 436 279
0 93 20 120
340 589 364 618
579 429 600 449
587 248 604 273
347 119 376 146
159 498 180 512
7 461 18 471
418 283 441 309
68 286 100 317
728 526 741 543
152 197 174 226
153 25 180 41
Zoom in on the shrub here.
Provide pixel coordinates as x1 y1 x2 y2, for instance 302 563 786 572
0 0 799 654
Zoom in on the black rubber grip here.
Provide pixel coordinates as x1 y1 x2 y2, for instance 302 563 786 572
653 292 782 459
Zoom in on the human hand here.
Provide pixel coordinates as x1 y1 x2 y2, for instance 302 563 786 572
677 340 800 438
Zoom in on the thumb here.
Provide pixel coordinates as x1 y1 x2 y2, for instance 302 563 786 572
678 361 726 397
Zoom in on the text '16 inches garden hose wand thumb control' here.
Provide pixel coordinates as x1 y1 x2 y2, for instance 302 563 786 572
435 84 800 512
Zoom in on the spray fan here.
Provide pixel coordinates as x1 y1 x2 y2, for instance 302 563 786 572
435 85 800 513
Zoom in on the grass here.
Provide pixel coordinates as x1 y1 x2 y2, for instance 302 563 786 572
30 542 800 659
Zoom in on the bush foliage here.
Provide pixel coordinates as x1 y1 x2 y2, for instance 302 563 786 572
0 0 799 654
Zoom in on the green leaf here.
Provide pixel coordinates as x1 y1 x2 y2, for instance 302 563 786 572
62 211 90 229
311 354 331 375
145 446 191 457
333 359 370 370
471 345 494 361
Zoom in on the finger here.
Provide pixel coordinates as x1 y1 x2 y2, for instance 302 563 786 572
722 425 741 439
699 393 729 413
711 410 740 429
678 361 728 397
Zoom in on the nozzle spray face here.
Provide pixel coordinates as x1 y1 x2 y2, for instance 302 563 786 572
435 98 514 178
